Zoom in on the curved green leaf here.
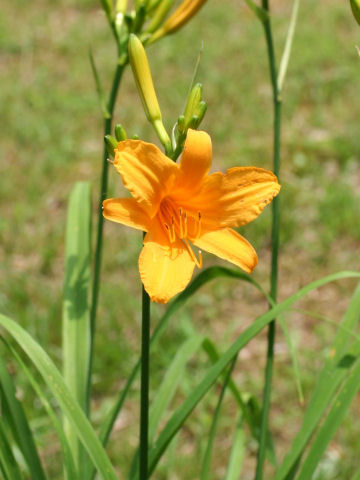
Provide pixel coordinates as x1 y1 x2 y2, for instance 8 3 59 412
201 355 237 480
129 334 204 479
275 282 360 479
0 314 118 480
2 338 78 480
0 420 23 480
297 354 360 478
147 272 360 476
98 266 267 452
0 356 46 480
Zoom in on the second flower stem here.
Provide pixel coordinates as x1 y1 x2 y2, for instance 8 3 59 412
87 61 126 413
255 0 282 478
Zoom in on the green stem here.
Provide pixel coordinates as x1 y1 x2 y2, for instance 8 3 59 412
87 60 126 413
140 282 151 479
255 1 282 478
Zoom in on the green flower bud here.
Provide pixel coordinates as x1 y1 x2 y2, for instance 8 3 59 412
351 0 360 25
104 135 118 158
115 124 127 141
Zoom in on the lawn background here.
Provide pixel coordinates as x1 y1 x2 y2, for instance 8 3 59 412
1 0 360 478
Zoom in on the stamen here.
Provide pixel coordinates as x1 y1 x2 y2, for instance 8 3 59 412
198 250 203 268
171 216 176 243
107 158 114 164
195 212 202 239
165 224 175 244
179 208 184 238
183 238 202 268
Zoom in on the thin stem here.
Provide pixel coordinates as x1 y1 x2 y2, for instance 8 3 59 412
255 1 282 478
86 60 126 413
140 282 151 480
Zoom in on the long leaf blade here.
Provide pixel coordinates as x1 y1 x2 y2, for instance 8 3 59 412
2 338 78 480
147 272 360 476
201 356 237 480
0 420 23 480
63 181 92 475
275 282 360 479
0 314 118 480
99 266 268 449
297 354 360 478
0 357 46 480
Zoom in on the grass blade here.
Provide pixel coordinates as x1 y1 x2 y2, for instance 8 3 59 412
0 314 118 480
0 357 46 480
297 354 360 478
129 334 204 479
202 337 276 466
201 355 238 480
275 282 360 480
149 334 204 441
97 266 267 454
1 338 78 480
147 271 360 476
225 415 245 480
0 420 23 480
279 317 304 405
62 181 91 475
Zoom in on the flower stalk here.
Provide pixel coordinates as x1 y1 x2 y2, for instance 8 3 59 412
255 0 282 478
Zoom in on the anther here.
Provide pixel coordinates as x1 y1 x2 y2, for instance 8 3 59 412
195 212 202 239
107 158 114 164
165 223 175 244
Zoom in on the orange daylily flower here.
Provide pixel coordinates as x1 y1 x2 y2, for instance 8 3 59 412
103 129 280 303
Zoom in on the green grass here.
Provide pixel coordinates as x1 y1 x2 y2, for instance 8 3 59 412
1 0 360 478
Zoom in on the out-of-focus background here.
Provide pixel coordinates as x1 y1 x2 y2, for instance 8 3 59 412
1 0 360 478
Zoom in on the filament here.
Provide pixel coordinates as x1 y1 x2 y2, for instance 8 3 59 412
183 238 202 268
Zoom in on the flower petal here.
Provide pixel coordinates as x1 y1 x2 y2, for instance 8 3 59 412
183 167 280 228
178 129 212 192
114 140 179 218
103 198 151 231
193 228 258 273
139 217 195 303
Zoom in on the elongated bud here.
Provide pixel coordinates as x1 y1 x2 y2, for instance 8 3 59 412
115 124 127 141
128 34 172 153
128 34 162 123
351 0 360 25
104 135 118 158
148 0 207 44
146 0 174 34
